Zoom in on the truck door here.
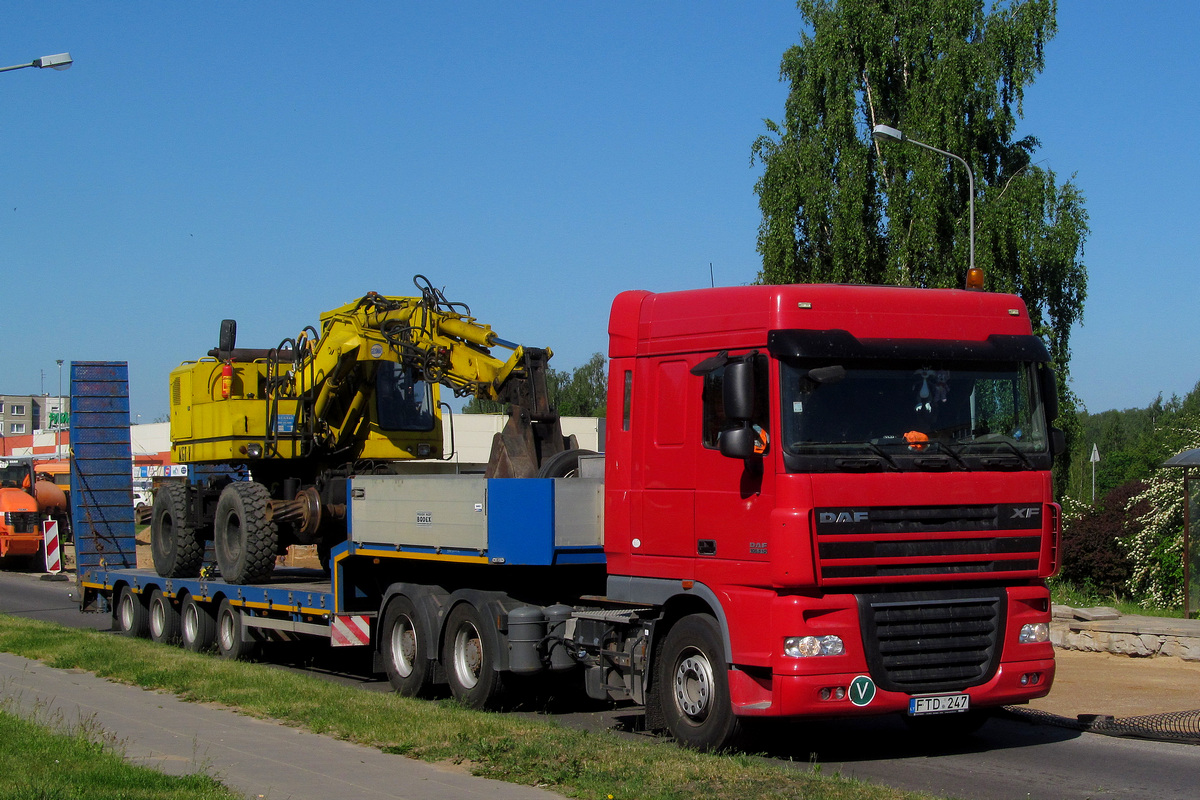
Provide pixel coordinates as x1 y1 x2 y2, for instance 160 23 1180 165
636 359 696 569
693 355 775 574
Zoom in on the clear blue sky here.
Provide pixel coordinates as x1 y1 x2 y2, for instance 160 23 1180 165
2 2 1196 422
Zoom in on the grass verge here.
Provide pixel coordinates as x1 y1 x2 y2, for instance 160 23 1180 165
1048 579 1184 619
0 708 238 800
0 613 937 800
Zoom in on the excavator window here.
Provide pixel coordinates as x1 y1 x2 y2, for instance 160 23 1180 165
375 361 435 432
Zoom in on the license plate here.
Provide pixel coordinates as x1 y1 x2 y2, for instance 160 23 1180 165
908 693 970 715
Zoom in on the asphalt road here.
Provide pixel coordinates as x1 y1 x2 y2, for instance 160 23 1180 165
1 570 1197 800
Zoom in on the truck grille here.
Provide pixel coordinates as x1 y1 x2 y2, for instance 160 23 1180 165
814 504 1043 584
3 511 41 534
857 587 1005 693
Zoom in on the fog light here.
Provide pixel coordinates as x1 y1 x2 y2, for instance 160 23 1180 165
833 686 845 699
784 635 844 658
820 688 831 700
246 443 263 458
416 443 433 457
1019 622 1049 644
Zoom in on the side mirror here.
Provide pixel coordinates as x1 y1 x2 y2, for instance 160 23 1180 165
723 360 755 421
1038 365 1059 424
719 424 757 459
1050 428 1066 458
219 319 238 354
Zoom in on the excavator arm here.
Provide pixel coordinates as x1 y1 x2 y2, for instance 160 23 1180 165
212 276 570 478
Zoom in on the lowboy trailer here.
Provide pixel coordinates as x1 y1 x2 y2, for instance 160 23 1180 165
76 280 1062 751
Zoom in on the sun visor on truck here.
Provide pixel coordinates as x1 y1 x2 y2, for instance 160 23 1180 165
767 330 1051 363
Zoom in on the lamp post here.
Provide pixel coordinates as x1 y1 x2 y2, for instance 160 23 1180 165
0 52 72 73
56 359 64 459
871 124 976 281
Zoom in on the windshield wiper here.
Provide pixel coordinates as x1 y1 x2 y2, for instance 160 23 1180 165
979 438 1034 470
920 440 970 471
856 441 900 471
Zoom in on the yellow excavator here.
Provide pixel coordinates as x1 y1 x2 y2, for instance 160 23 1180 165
154 275 583 583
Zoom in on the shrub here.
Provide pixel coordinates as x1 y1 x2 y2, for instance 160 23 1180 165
1059 480 1144 596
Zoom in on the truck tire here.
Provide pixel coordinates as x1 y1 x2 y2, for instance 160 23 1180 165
216 598 255 660
151 483 204 578
214 482 278 584
441 602 506 709
381 596 433 697
657 614 742 751
114 586 149 638
180 594 216 653
148 589 181 645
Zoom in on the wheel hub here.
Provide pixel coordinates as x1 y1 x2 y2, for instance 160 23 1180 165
674 653 714 719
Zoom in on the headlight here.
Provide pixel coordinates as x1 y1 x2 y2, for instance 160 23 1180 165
784 635 844 658
1019 622 1049 644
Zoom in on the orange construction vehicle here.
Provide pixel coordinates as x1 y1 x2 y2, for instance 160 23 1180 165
0 456 67 567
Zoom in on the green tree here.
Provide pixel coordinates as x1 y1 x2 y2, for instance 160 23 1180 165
462 353 607 417
753 0 1088 492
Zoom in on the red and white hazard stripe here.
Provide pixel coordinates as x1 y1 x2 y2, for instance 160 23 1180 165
42 520 62 574
330 615 371 647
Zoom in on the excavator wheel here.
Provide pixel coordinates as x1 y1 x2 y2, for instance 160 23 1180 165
536 448 597 479
151 483 204 578
213 482 278 584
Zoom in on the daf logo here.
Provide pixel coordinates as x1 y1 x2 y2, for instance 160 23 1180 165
1011 507 1041 520
820 511 869 524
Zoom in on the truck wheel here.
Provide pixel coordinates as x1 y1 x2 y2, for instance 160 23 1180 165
180 594 216 653
148 589 181 645
216 599 255 660
657 614 742 751
441 602 505 709
214 482 278 584
381 596 433 697
114 586 149 638
151 483 204 578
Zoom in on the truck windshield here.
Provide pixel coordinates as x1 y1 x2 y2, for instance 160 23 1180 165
0 460 32 489
779 359 1050 471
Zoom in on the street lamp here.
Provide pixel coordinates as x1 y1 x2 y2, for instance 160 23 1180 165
0 52 73 73
872 124 977 285
56 359 64 460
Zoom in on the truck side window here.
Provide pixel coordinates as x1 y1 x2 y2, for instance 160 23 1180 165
701 355 768 449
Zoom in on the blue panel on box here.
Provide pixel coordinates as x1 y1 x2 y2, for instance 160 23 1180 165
70 362 137 572
486 479 554 565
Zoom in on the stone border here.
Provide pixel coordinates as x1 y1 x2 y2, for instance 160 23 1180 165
1050 606 1200 661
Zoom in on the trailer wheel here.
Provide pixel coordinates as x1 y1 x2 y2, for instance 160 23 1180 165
216 599 255 660
441 602 505 709
381 596 433 697
148 589 181 645
180 594 216 653
114 586 149 638
214 482 278 584
657 614 742 751
151 483 204 578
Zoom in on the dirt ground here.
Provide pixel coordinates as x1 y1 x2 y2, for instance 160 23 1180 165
1026 648 1200 719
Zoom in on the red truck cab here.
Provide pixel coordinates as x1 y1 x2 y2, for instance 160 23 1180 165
604 284 1060 747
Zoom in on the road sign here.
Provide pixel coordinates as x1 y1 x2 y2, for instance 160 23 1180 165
1091 444 1100 463
42 520 61 574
